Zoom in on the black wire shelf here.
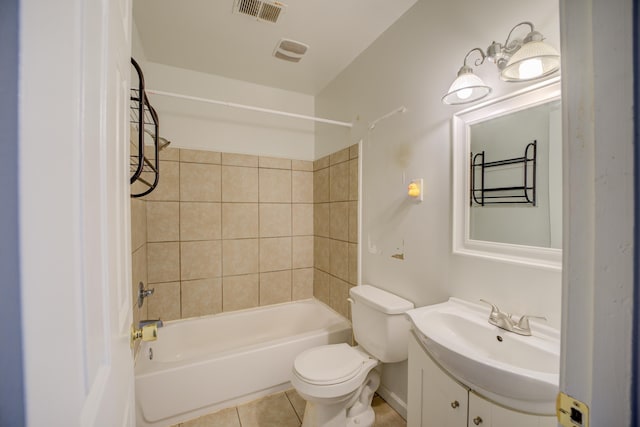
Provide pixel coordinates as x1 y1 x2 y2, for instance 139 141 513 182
470 140 537 206
130 57 160 198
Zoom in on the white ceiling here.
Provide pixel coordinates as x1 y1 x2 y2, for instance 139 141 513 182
133 0 418 95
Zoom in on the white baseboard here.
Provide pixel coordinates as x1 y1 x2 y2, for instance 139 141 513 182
376 384 407 420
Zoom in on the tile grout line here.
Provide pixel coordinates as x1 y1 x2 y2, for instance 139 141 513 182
257 164 261 308
220 180 224 313
234 406 242 427
291 169 294 302
178 156 183 319
284 391 303 425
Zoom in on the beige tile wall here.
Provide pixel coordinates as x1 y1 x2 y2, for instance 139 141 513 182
313 144 359 319
132 144 358 325
131 197 148 338
139 147 315 321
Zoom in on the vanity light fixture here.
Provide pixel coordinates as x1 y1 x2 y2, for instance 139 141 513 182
443 22 560 105
442 48 492 105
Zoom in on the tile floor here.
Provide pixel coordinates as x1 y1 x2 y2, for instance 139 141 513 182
173 389 406 427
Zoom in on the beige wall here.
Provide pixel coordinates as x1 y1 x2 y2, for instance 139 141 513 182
132 147 315 321
313 144 359 319
141 61 316 160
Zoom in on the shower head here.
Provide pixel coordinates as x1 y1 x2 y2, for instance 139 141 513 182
158 137 171 152
143 128 172 151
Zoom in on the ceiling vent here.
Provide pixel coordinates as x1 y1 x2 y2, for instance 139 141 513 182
273 38 309 63
234 0 286 24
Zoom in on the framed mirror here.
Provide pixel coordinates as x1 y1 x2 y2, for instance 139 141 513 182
452 78 562 270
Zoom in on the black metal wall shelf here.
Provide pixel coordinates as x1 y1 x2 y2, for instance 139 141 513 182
130 57 160 198
471 140 537 206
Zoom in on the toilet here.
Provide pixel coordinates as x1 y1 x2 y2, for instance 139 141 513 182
291 285 414 427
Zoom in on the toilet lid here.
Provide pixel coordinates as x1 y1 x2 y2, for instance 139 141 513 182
294 343 366 385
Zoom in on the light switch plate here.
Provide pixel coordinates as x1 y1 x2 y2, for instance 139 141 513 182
557 392 589 427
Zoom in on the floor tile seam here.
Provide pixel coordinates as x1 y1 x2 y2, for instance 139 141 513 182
284 390 303 424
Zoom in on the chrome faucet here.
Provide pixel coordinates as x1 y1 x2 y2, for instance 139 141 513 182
480 299 546 336
139 319 163 329
514 314 547 336
480 299 515 330
138 282 155 308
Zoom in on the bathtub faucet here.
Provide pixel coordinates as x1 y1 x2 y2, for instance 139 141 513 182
139 319 163 328
130 320 162 348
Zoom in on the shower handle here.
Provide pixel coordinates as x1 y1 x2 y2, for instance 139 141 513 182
138 282 155 308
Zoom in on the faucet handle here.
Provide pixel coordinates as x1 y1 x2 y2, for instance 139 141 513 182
138 282 155 308
479 299 501 317
516 314 547 330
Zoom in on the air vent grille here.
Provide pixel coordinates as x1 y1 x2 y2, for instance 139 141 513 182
234 0 286 23
273 38 309 63
259 3 282 23
238 0 260 17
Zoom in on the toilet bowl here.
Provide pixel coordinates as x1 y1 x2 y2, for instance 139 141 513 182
291 344 379 427
291 285 414 427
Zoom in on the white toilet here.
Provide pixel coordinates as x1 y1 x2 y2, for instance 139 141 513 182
291 285 414 427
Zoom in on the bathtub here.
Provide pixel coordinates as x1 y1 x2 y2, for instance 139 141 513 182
135 299 352 427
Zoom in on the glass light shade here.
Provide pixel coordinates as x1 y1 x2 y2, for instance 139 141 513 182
442 70 492 105
501 40 560 82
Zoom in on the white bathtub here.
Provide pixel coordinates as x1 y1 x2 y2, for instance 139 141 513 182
135 299 352 427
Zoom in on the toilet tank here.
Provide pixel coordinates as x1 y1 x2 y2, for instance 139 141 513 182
349 285 414 363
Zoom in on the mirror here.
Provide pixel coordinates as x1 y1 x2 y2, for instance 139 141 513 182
452 78 562 270
470 99 562 248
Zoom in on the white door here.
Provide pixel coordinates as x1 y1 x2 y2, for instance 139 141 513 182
19 0 135 425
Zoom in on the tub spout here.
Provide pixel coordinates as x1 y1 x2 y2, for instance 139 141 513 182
139 319 163 328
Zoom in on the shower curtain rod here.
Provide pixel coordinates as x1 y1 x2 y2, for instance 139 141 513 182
146 89 353 128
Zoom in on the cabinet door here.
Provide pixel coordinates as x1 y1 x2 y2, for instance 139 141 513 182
468 392 557 427
408 333 468 427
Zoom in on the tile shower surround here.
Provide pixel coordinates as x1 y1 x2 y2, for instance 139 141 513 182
131 144 358 323
313 144 359 319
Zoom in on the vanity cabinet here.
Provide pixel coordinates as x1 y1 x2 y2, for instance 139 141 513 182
407 332 556 427
466 392 556 427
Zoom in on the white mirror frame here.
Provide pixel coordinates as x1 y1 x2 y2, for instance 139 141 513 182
452 77 562 271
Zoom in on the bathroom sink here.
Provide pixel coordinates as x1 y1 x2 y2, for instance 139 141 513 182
406 298 560 415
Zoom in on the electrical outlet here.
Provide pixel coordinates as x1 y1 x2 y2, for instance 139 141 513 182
557 392 589 427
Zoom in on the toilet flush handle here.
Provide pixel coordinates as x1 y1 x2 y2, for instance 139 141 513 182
347 297 354 304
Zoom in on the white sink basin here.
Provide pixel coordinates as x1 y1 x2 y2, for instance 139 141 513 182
406 298 560 415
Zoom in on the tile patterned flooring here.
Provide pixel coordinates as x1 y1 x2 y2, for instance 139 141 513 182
173 389 406 427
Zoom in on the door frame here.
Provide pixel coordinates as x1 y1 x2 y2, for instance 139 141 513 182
633 0 640 423
560 0 635 424
0 0 25 424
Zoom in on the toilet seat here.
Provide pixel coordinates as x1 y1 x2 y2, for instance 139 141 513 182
291 344 379 401
293 343 367 385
